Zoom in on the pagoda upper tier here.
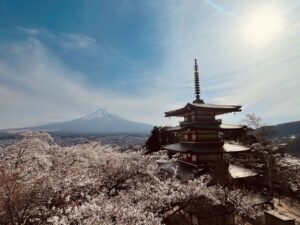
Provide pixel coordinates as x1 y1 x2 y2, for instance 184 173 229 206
162 59 247 150
165 102 241 117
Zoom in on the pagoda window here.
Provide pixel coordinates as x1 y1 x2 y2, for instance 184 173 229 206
192 154 197 162
192 134 196 141
183 154 187 160
184 134 188 140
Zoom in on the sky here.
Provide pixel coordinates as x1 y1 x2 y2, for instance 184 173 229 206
0 0 299 128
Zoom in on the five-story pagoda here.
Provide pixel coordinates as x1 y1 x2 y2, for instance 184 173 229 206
160 59 256 182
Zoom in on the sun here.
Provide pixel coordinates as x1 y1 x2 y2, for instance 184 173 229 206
241 6 285 46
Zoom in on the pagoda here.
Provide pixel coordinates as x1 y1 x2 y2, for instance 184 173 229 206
160 59 257 182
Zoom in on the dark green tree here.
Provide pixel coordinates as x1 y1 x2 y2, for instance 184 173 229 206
144 126 161 154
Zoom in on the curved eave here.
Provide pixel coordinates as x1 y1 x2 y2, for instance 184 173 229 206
228 164 258 179
165 103 241 117
164 103 190 117
220 124 247 130
246 192 272 206
165 126 182 132
158 161 196 179
163 142 250 154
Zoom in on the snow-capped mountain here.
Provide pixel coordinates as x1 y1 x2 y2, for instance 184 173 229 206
29 108 153 135
79 109 122 121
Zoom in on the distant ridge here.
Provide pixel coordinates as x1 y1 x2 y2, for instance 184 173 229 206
266 120 300 138
1 109 153 135
263 120 300 156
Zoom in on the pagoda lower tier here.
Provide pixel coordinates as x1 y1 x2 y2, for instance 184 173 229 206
161 141 252 182
159 160 258 181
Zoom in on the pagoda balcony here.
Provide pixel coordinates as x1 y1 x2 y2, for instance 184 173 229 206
179 119 222 125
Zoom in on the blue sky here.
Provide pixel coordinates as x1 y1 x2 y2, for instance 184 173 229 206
0 0 299 128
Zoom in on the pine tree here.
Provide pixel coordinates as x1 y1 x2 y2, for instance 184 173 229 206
144 126 161 154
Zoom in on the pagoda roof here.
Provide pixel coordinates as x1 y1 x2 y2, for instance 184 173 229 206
246 192 272 206
165 103 241 117
165 123 246 132
165 125 182 131
184 201 234 217
221 124 246 130
228 164 258 179
163 142 250 154
265 210 295 221
159 161 257 180
158 161 197 179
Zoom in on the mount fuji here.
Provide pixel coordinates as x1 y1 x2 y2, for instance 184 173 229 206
21 109 153 135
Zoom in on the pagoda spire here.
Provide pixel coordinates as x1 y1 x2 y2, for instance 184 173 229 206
193 59 204 103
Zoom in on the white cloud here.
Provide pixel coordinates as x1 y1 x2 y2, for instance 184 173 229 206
60 33 97 50
19 27 97 52
19 27 39 35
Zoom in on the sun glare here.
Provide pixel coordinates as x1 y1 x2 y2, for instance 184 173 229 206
241 6 285 46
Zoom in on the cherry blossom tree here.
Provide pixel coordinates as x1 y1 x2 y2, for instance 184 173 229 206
0 132 261 225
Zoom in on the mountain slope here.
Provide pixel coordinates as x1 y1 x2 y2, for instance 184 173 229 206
267 120 300 138
31 109 153 135
263 120 300 156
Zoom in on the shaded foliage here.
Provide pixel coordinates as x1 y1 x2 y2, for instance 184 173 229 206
145 126 161 154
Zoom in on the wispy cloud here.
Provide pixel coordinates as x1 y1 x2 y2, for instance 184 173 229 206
0 37 175 128
204 0 234 17
19 27 97 52
60 33 96 50
19 27 39 35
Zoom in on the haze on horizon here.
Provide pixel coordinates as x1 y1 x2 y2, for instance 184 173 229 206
0 0 299 129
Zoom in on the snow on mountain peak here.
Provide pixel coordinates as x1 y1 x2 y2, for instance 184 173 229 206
80 108 122 121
